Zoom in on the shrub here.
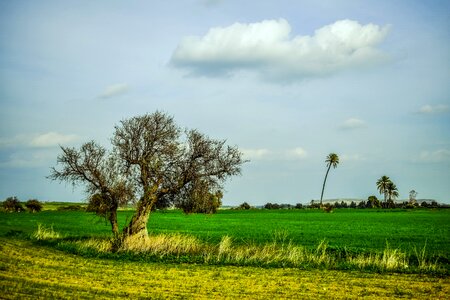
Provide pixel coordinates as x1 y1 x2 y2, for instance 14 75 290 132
323 204 333 213
264 203 280 209
25 199 43 213
366 196 381 208
237 202 251 210
57 204 84 211
2 197 24 212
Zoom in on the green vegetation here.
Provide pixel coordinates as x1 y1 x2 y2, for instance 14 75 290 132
1 208 449 270
1 207 449 297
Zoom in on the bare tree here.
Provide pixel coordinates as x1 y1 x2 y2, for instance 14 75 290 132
49 141 134 235
50 111 245 243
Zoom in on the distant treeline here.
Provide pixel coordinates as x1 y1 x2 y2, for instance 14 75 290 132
234 198 448 210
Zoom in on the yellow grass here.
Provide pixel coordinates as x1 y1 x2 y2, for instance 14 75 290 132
1 238 449 299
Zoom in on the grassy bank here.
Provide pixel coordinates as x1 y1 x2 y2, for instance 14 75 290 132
1 238 448 299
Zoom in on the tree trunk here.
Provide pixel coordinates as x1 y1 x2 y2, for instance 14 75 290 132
123 201 152 239
109 209 119 236
320 165 331 207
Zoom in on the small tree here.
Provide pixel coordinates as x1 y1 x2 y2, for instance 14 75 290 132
2 197 24 212
409 190 418 205
25 199 43 213
175 180 223 214
366 196 381 208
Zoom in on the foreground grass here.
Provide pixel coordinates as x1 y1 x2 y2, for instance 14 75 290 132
1 238 448 299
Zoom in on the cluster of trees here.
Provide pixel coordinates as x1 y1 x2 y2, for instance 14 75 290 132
1 197 43 213
376 175 399 207
49 111 245 243
263 203 304 209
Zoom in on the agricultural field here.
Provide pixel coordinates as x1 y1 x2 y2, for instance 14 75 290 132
1 206 449 298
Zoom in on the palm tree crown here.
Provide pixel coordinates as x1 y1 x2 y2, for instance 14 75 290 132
325 153 339 169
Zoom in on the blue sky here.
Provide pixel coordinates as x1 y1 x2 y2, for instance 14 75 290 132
1 0 449 205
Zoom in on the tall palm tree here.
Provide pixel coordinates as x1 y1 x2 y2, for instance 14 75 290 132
320 153 339 206
376 175 391 204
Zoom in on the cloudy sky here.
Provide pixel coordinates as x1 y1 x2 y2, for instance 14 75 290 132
1 0 449 205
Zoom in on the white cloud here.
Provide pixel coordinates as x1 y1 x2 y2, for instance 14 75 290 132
417 104 449 114
241 148 271 160
242 147 308 161
1 132 78 148
170 19 390 81
285 147 308 159
339 118 366 130
30 132 78 148
98 83 130 99
417 149 450 163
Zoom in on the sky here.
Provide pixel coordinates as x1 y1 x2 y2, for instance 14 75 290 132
0 0 449 205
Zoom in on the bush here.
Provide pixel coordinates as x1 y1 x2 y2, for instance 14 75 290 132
25 199 43 213
366 196 381 208
264 203 280 209
2 197 24 212
57 205 84 211
237 202 251 210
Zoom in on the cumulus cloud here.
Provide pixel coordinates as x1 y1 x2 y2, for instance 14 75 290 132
417 149 450 163
417 104 449 114
30 132 78 148
98 83 130 99
170 19 390 81
339 118 366 130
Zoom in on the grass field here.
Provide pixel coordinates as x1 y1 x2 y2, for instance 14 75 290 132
1 207 449 298
1 208 449 257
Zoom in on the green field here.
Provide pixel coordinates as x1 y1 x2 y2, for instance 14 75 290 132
1 208 449 258
1 207 449 298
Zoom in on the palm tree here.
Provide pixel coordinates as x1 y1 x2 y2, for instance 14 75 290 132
386 181 399 207
376 175 391 204
320 153 339 206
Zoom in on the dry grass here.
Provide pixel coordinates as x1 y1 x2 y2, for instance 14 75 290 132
32 224 61 240
119 233 207 256
31 225 443 273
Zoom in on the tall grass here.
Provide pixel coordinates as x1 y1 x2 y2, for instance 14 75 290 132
30 224 444 274
32 224 61 240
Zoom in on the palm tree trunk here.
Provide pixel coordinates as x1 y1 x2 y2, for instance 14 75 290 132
320 164 332 206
